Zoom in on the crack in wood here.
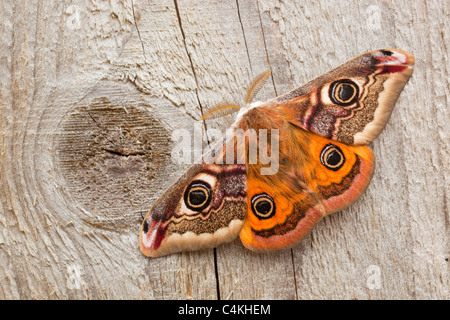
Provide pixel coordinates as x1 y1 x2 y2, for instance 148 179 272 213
131 0 147 64
173 0 219 299
255 0 277 96
236 0 252 72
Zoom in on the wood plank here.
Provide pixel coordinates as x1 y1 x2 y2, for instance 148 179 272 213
0 0 447 300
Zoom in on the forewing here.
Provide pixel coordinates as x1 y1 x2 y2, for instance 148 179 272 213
140 133 247 258
274 49 414 145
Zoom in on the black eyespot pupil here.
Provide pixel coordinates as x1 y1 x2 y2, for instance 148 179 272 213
255 200 271 215
320 144 345 171
189 189 206 206
337 84 355 102
329 79 359 106
326 150 342 166
184 180 212 212
251 193 275 220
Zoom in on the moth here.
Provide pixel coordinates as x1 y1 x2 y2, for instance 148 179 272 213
140 49 414 257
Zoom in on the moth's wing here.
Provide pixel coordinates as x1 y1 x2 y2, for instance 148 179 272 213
274 49 414 145
239 166 325 251
305 128 375 214
239 125 375 251
140 134 247 258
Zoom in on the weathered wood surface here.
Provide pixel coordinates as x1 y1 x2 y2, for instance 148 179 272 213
0 0 448 299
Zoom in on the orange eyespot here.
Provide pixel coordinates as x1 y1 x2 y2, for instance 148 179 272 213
320 144 345 171
329 79 359 106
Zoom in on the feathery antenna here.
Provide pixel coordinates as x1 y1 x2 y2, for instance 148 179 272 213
245 71 271 104
200 102 241 120
200 71 271 120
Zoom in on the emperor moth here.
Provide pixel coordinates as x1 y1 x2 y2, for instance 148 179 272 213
140 49 414 257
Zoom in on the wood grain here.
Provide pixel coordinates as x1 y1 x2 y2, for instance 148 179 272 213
0 0 447 299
